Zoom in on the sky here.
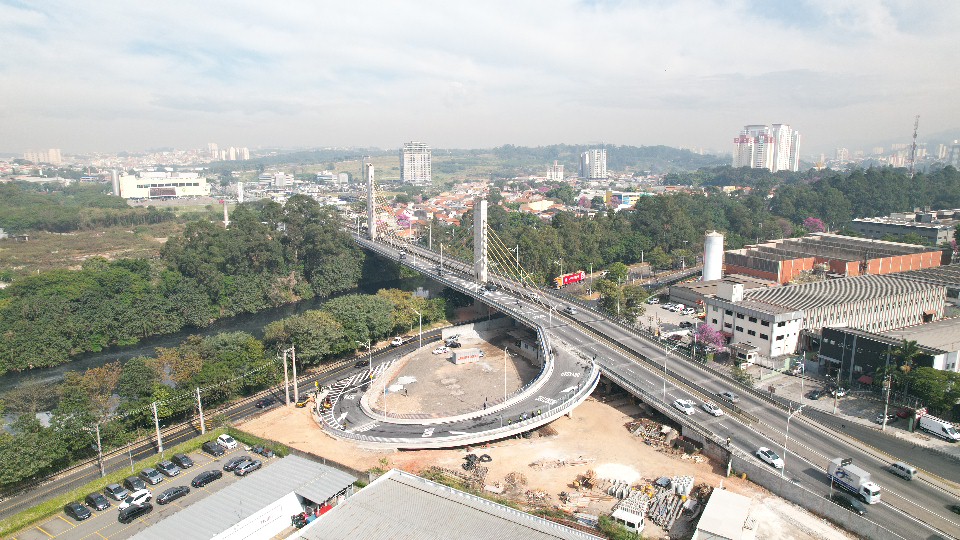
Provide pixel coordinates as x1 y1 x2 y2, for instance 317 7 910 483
2 0 959 156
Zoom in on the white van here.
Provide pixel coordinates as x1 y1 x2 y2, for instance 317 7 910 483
888 462 916 480
918 414 960 442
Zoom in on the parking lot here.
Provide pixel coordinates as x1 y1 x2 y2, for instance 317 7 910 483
641 297 703 335
13 443 278 540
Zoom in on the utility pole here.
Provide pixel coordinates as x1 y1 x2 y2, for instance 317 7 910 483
882 344 892 431
152 401 163 454
411 308 422 350
282 348 291 406
783 405 803 478
196 387 206 435
428 221 432 250
291 345 299 404
95 423 104 478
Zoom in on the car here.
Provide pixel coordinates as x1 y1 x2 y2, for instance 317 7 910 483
85 492 111 511
123 476 147 493
875 413 897 425
104 483 129 501
391 336 404 346
354 360 369 369
118 502 153 524
64 502 92 521
255 397 277 408
950 504 960 515
398 252 406 260
118 489 152 511
156 460 181 477
432 346 449 355
139 468 164 485
446 340 462 348
682 308 696 316
830 387 849 398
156 485 191 505
235 459 263 476
191 469 223 488
717 391 740 403
216 434 238 449
252 445 275 458
673 399 696 415
564 306 577 315
896 407 915 419
756 447 784 469
647 297 660 304
661 302 674 309
701 402 724 416
806 389 824 400
223 455 253 472
172 453 194 469
830 493 867 515
203 441 226 457
678 321 694 329
667 334 683 342
670 304 685 313
484 282 498 291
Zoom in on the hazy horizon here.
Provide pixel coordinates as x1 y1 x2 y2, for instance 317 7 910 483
3 1 959 156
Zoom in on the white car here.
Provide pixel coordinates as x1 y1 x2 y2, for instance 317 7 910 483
390 336 404 347
216 434 238 449
682 307 696 316
671 304 685 313
117 489 152 511
647 297 660 305
432 346 449 355
756 447 784 469
661 303 675 310
701 402 724 416
673 399 696 415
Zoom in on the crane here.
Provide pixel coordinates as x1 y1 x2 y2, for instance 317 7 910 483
909 115 920 178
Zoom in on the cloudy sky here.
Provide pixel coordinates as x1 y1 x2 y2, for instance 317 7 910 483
2 0 958 156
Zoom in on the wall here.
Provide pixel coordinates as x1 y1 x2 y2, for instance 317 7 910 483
441 317 515 341
212 491 302 540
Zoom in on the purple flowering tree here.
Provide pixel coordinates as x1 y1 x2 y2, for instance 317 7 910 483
695 324 727 351
803 217 826 233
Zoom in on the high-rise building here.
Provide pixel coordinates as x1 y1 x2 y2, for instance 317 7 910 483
579 149 606 179
947 140 960 168
23 149 62 165
732 124 800 172
400 142 431 184
208 143 219 160
546 160 564 181
239 147 250 160
835 147 849 162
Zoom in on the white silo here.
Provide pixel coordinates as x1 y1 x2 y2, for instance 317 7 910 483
703 231 724 281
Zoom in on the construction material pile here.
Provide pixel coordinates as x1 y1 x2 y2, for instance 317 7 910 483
647 484 686 530
529 456 596 470
672 475 695 496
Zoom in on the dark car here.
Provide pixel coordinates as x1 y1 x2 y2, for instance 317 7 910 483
806 389 824 401
255 397 277 409
446 340 462 348
202 441 225 457
830 493 867 515
235 459 262 476
64 502 91 521
191 469 223 488
104 483 129 501
139 468 164 485
484 282 497 291
157 460 180 477
875 413 897 425
85 492 111 511
172 453 194 469
950 504 960 515
118 502 153 524
123 476 147 493
678 321 694 328
223 455 252 472
156 485 191 505
252 445 274 458
354 360 369 369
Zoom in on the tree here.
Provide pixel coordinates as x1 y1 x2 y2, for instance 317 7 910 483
264 310 346 365
905 368 960 415
118 357 159 405
621 285 648 320
802 217 826 233
594 279 624 318
695 324 727 351
893 339 922 395
606 262 629 284
80 362 122 420
51 372 97 456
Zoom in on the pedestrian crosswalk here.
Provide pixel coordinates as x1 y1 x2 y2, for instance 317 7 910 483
320 359 395 429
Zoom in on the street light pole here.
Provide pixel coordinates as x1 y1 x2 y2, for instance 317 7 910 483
783 405 803 478
882 344 892 431
151 401 163 454
356 340 372 372
411 308 422 350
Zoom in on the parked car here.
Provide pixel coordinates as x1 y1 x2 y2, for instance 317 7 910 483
678 321 694 329
673 399 696 415
191 469 223 488
432 346 449 355
223 455 253 472
118 502 153 524
104 484 129 502
118 489 152 511
681 307 696 316
647 297 660 304
806 389 824 400
354 360 369 369
830 493 867 515
64 502 92 521
156 460 180 477
255 397 277 408
875 413 897 425
701 402 724 417
123 476 147 493
85 492 111 511
156 486 190 505
756 447 784 469
139 468 164 485
216 434 238 449
235 459 263 476
172 453 194 469
667 334 683 342
446 340 462 348
252 445 275 458
202 441 226 457
831 387 849 398
717 391 740 403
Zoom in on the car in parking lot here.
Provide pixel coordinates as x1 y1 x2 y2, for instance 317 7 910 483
104 484 129 502
678 321 694 329
157 485 191 505
172 453 195 469
255 397 277 408
673 399 696 415
831 387 849 398
717 391 740 403
647 297 659 304
118 502 153 524
191 469 223 488
202 440 226 457
682 307 696 316
223 455 253 472
123 476 147 493
139 468 164 485
85 492 111 511
118 489 153 511
157 460 181 477
806 389 824 400
669 304 685 313
235 459 263 476
64 502 92 521
216 434 239 449
875 413 897 424
756 447 784 469
830 493 866 515
701 402 724 416
432 346 449 355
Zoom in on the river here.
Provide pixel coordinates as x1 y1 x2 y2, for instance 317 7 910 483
0 276 427 395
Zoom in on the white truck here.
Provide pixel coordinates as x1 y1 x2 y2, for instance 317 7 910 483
918 414 960 442
827 458 881 504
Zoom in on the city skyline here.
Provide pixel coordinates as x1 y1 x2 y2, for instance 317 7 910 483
2 1 959 155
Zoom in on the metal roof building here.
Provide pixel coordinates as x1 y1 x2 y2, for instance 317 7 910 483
692 488 754 540
289 469 602 540
132 454 356 540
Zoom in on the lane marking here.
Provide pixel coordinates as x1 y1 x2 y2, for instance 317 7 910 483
57 515 76 527
35 526 54 538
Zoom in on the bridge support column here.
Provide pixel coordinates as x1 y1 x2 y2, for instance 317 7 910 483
364 161 376 241
474 199 488 282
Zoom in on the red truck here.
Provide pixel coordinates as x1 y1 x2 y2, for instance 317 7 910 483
554 271 586 289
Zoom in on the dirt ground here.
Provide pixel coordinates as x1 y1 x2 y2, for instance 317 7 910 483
241 394 854 540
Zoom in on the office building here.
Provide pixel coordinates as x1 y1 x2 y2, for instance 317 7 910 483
546 160 564 181
947 141 960 168
579 149 607 179
732 124 800 172
23 149 63 165
400 141 432 184
850 209 959 246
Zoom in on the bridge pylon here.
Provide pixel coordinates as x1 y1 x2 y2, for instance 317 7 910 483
364 161 376 241
473 199 488 283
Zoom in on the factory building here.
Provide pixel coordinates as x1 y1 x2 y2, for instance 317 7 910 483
850 209 959 246
117 171 210 199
